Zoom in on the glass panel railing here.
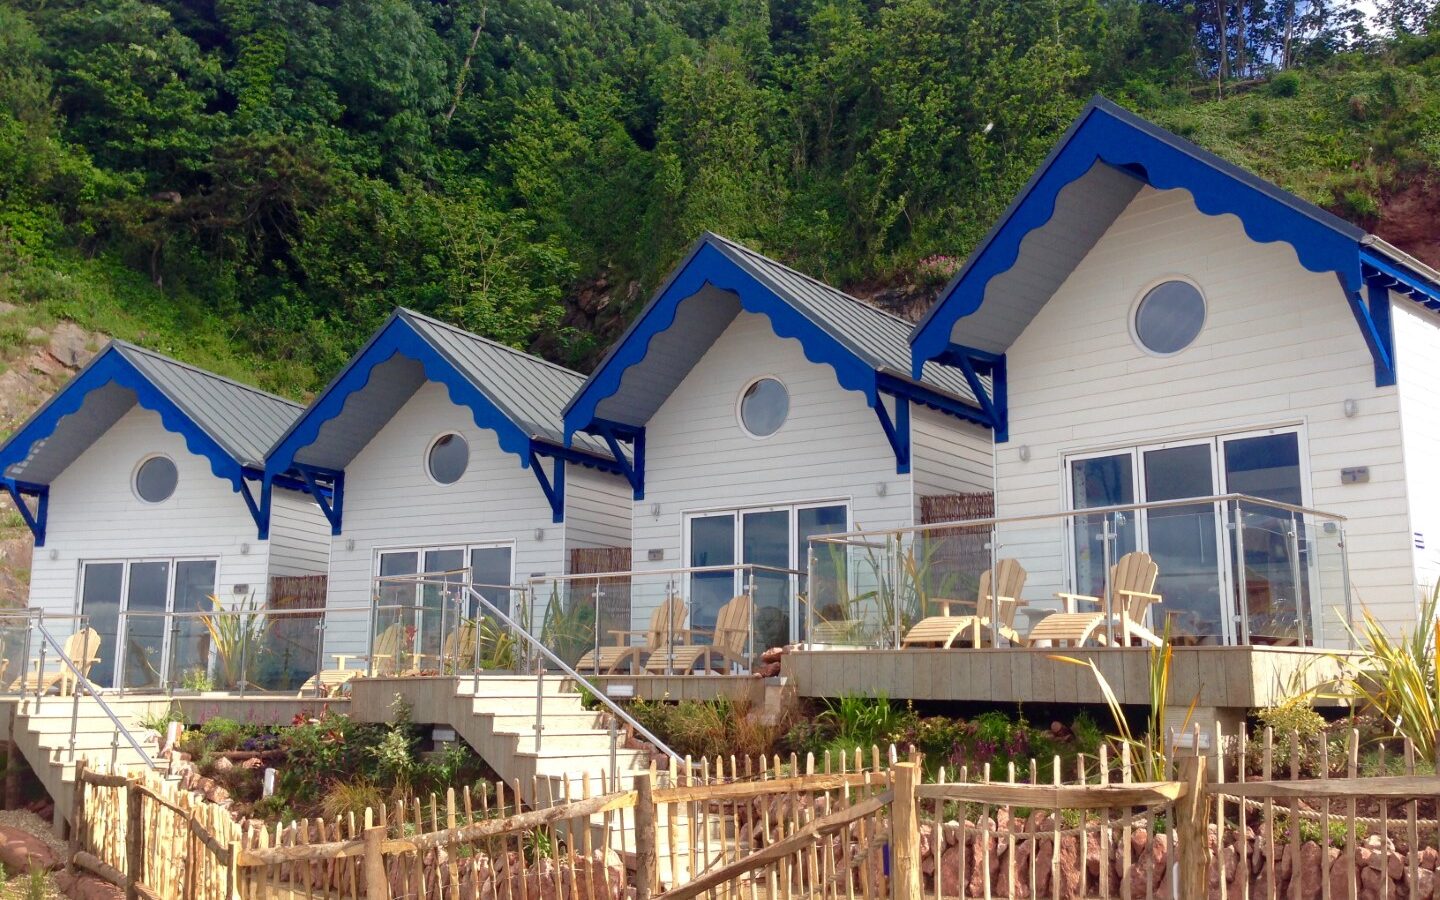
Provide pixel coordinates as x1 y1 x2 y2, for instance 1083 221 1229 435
807 494 1350 651
370 571 531 676
525 565 799 674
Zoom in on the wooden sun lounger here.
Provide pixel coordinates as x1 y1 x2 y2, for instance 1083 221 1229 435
13 628 101 696
1026 551 1163 648
576 596 687 675
902 559 1029 648
645 595 753 674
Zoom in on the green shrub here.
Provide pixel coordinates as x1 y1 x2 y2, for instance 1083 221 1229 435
199 717 249 752
1269 71 1303 98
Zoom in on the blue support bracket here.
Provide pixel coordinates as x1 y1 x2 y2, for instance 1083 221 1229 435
237 469 273 541
1 478 47 547
872 394 912 475
293 464 345 536
528 447 567 524
928 345 1009 442
585 418 645 500
1341 273 1398 388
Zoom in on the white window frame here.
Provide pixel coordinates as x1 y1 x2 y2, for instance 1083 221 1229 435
680 498 852 642
75 555 219 689
1061 423 1313 645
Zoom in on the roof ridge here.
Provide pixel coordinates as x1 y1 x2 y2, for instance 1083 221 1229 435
112 340 303 410
396 308 586 383
703 232 917 330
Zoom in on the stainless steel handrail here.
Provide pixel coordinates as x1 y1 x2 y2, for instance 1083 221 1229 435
530 563 804 584
808 492 1345 544
32 620 156 771
459 583 686 770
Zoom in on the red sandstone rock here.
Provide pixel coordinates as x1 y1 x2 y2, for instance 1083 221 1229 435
0 826 58 873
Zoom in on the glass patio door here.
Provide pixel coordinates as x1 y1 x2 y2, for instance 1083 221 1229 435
80 558 218 689
1222 432 1310 645
1068 453 1139 599
1140 443 1226 644
743 510 790 653
79 563 124 688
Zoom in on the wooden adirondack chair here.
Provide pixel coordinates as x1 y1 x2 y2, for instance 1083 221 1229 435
14 628 101 696
1027 551 1163 648
901 560 1029 648
646 595 753 674
576 596 688 675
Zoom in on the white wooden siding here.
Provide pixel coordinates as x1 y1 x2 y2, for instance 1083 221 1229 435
1394 301 1440 600
322 381 563 659
27 406 274 630
562 465 631 552
266 488 331 578
909 403 994 521
995 185 1415 634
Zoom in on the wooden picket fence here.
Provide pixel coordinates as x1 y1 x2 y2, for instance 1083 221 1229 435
71 760 241 900
66 729 1440 900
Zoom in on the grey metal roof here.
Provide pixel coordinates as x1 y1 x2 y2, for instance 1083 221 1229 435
702 234 981 402
280 309 611 472
399 309 609 454
1 341 302 484
115 342 302 467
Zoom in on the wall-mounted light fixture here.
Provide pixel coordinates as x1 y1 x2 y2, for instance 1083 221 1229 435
345 538 356 552
240 542 251 556
1017 445 1031 462
874 482 888 497
650 503 662 520
48 549 58 561
534 528 545 542
1343 399 1359 419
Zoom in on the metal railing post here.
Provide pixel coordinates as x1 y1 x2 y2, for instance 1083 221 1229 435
805 545 815 649
1288 512 1308 647
34 640 46 709
366 592 379 679
666 578 676 676
609 714 619 786
313 619 325 698
1100 515 1114 645
591 582 603 673
68 678 80 762
237 610 250 698
1339 524 1354 649
1233 500 1250 646
109 729 119 769
746 571 756 673
533 663 544 755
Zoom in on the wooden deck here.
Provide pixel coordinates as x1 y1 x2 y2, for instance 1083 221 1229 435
780 644 1348 709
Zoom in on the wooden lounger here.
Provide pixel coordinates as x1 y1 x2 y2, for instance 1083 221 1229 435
1026 552 1162 648
576 596 687 675
902 560 1028 648
645 595 753 674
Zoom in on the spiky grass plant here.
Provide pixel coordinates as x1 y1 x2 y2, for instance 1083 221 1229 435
1331 585 1440 760
1052 619 1195 782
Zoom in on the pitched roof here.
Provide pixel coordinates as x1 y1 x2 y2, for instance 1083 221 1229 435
565 232 985 439
266 308 611 477
910 95 1440 371
0 341 301 487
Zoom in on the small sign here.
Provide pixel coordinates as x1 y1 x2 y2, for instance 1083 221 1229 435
262 768 277 798
432 727 457 743
605 684 635 699
1341 466 1370 484
647 548 665 562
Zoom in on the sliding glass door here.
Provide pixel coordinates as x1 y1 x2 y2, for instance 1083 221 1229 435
79 558 218 689
685 501 849 651
1064 428 1309 646
375 544 514 671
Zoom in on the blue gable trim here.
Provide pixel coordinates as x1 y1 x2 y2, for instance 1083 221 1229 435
267 314 622 529
0 346 263 537
266 316 537 487
564 239 957 476
910 96 1393 387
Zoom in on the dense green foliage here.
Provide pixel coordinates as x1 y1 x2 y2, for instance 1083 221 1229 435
2 1 1439 395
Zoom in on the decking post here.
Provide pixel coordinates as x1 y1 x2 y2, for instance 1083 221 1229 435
125 777 142 900
69 758 86 872
634 771 657 900
890 761 921 900
364 824 388 900
1175 753 1211 900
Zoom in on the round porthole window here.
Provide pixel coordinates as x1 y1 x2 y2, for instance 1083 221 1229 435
1133 280 1206 355
427 433 469 485
134 456 178 504
738 377 789 438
